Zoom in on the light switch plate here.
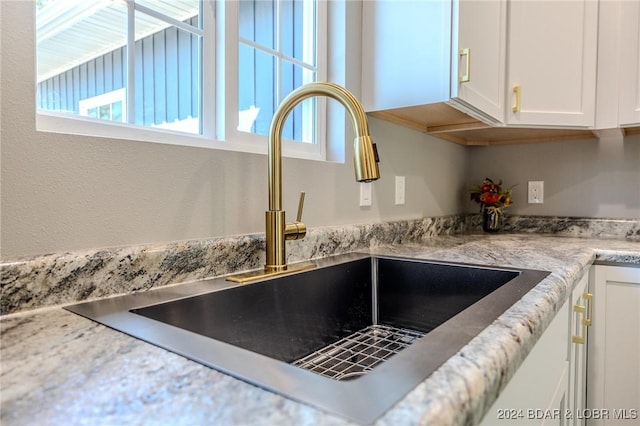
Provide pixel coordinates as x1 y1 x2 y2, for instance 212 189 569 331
528 181 544 204
360 182 372 206
395 176 405 205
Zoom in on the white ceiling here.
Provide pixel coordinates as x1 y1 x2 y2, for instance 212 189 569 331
36 0 199 82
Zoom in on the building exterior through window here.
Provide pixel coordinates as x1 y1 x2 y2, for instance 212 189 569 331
36 0 322 146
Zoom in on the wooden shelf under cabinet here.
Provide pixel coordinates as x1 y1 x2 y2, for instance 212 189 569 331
623 127 640 137
368 103 599 146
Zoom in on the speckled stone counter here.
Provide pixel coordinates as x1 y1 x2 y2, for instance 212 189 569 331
0 216 467 315
2 233 638 426
2 215 637 315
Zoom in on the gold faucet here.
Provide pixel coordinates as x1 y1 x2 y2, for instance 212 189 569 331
227 82 380 283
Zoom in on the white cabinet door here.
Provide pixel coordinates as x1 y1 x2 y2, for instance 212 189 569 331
361 0 505 126
362 0 599 132
361 0 452 112
480 300 569 426
568 273 591 426
618 1 640 127
588 265 640 426
506 0 598 128
451 0 506 123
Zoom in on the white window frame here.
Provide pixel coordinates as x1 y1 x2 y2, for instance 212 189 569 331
37 0 333 163
218 0 327 161
38 0 213 149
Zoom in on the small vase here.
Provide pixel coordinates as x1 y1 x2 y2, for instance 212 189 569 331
482 205 503 233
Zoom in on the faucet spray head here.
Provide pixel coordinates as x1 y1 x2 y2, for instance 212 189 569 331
354 135 380 183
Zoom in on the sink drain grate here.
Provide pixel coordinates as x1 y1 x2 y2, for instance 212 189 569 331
292 324 424 381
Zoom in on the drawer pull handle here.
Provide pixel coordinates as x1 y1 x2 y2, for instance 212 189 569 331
572 304 587 344
512 85 521 112
584 292 593 326
459 48 470 82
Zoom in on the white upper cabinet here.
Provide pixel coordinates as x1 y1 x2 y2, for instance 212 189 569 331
361 0 602 143
450 0 507 124
361 0 505 125
618 0 640 127
361 0 454 112
506 0 598 128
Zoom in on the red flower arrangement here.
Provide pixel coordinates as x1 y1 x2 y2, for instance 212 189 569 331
470 178 514 210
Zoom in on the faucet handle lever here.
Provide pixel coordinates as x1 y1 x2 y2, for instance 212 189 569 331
284 192 307 241
296 191 305 222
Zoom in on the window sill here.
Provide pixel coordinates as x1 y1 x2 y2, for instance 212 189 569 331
36 111 327 162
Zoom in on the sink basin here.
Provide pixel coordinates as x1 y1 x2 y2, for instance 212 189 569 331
66 253 549 424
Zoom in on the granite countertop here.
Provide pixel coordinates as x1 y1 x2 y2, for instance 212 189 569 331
2 233 639 426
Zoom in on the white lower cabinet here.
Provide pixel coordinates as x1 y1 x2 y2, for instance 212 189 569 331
480 297 570 426
568 274 591 426
480 273 593 426
480 264 639 426
587 265 640 426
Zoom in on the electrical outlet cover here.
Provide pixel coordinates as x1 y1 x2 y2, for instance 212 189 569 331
528 181 544 204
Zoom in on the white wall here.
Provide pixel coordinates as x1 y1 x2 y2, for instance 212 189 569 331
466 135 640 218
0 1 467 258
3 1 637 259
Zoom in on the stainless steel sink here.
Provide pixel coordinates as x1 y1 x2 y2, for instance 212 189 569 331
66 253 549 424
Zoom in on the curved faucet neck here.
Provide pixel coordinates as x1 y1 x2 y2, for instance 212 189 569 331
267 82 371 211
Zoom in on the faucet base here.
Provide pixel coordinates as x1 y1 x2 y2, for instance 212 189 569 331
226 262 316 284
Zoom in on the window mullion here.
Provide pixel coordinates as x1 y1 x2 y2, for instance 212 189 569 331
126 0 135 125
240 37 314 72
276 0 282 104
303 0 314 70
224 0 327 160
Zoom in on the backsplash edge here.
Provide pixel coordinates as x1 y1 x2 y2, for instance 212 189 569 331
2 214 638 315
1 215 465 315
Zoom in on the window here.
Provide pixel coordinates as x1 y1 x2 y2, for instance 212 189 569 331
36 0 329 160
238 0 320 144
36 0 202 134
